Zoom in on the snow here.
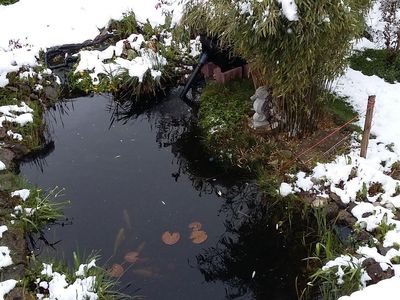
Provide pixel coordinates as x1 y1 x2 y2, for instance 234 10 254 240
0 0 183 87
14 205 36 217
0 102 34 127
0 161 5 171
7 130 23 141
339 277 400 300
0 246 13 269
278 0 299 21
39 263 99 300
75 259 96 277
0 279 17 300
11 189 30 201
279 182 293 197
0 226 7 239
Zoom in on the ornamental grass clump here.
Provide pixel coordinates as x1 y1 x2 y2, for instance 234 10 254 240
182 0 372 136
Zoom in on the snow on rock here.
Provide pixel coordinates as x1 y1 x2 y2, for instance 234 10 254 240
0 247 13 269
277 0 299 21
0 279 17 300
0 102 34 127
11 189 30 201
0 226 7 239
6 130 23 141
339 276 400 300
39 263 98 300
74 34 167 84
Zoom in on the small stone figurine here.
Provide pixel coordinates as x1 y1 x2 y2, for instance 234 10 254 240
250 86 270 128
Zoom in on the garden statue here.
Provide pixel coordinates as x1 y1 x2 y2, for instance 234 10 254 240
251 86 270 128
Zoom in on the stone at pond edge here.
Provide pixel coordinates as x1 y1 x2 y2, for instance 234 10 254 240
362 258 394 284
329 192 347 209
326 202 339 220
336 210 357 227
0 128 6 139
0 149 15 168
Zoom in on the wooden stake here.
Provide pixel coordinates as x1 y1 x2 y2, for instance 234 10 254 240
360 95 376 158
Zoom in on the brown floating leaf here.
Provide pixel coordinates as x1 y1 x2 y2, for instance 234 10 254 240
188 221 202 231
108 264 124 278
161 231 180 245
190 230 208 244
124 251 139 263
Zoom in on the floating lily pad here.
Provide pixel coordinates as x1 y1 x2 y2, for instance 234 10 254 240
190 230 208 244
161 231 180 245
108 263 124 277
188 221 202 231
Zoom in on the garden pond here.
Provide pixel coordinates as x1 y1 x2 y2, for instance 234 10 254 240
19 93 308 299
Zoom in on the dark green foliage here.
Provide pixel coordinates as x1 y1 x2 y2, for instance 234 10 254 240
198 80 256 163
183 0 372 135
350 49 400 83
0 0 18 5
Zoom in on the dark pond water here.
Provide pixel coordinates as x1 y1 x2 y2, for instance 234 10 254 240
20 93 307 299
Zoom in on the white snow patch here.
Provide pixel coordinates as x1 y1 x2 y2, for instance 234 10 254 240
277 0 299 21
6 130 23 141
0 102 34 127
0 247 13 269
39 263 98 300
0 161 5 171
0 279 17 300
0 226 7 239
339 276 400 300
11 189 30 201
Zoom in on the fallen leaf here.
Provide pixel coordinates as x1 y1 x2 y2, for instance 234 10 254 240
108 264 124 277
124 251 139 263
188 221 202 231
161 231 180 245
190 230 208 244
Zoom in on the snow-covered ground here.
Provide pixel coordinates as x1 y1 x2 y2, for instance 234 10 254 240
0 0 183 87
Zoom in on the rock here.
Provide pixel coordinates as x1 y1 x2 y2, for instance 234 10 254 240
0 148 15 167
337 210 357 227
362 258 394 285
354 230 372 243
377 245 391 256
8 144 29 158
44 86 59 101
312 196 328 208
326 202 339 220
329 192 347 209
0 127 6 139
362 212 374 218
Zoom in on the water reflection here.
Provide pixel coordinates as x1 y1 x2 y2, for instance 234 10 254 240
19 93 307 299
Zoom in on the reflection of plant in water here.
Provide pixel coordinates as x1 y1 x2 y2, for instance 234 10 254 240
195 192 308 300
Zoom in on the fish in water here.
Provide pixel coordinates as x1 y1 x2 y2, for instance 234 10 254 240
123 209 132 230
113 228 126 256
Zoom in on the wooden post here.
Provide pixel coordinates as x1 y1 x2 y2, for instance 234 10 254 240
360 95 376 158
